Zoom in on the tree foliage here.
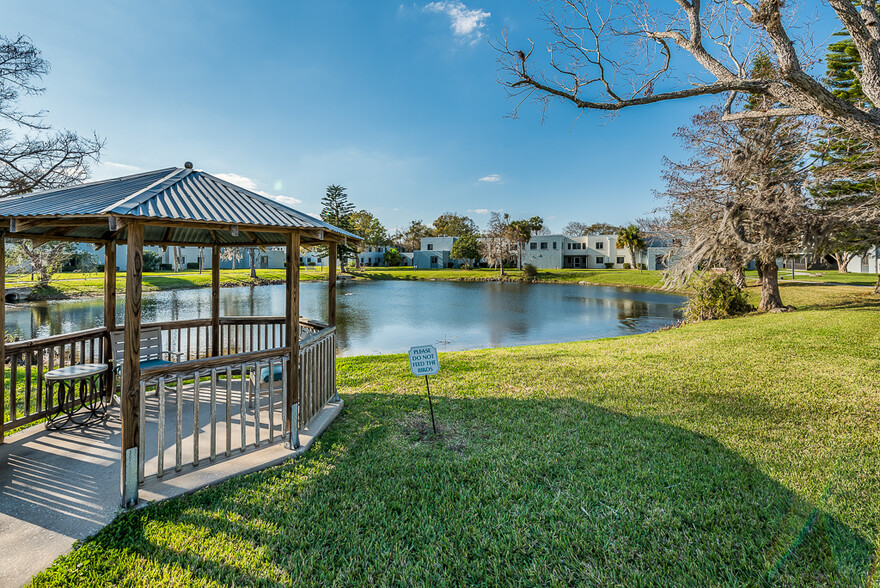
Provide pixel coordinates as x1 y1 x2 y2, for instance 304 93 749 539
563 222 623 236
615 225 646 269
320 185 357 267
450 233 483 267
394 220 434 252
432 212 479 237
811 30 880 273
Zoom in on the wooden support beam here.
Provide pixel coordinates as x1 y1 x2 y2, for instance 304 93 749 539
285 231 300 446
0 235 5 444
211 244 220 357
328 242 337 327
104 241 117 401
121 223 143 507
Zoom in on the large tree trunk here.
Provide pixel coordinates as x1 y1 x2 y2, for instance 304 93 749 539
249 248 257 279
832 252 852 273
874 275 880 294
731 265 747 289
758 260 784 311
755 261 764 286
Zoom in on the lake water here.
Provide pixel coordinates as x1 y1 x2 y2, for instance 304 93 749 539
5 281 685 356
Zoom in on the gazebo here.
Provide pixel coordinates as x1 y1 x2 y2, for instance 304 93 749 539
0 163 359 506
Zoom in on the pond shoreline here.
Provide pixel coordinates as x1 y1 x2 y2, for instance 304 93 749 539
19 270 682 303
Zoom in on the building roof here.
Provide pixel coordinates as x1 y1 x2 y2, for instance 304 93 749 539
0 165 361 247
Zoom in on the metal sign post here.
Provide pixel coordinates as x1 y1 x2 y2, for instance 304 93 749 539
409 345 440 434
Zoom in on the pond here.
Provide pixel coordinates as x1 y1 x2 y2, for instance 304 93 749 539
5 281 685 356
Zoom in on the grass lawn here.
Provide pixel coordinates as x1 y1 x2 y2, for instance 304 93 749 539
7 268 330 298
29 283 880 586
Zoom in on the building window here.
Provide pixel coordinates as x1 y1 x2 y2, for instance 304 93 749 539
567 243 572 250
427 244 433 251
431 256 438 264
617 256 624 264
596 242 604 249
596 256 604 264
530 242 537 250
540 242 548 250
552 242 557 249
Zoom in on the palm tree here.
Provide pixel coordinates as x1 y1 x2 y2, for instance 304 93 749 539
616 225 646 270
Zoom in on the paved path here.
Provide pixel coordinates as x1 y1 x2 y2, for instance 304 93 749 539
0 394 342 587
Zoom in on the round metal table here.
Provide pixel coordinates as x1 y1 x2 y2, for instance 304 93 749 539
44 363 109 429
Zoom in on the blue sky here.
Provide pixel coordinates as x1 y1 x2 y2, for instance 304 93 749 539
6 1 839 234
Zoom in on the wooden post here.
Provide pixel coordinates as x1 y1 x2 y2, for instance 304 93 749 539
121 223 143 507
0 234 5 445
103 241 116 400
211 244 220 357
328 242 337 327
285 232 300 447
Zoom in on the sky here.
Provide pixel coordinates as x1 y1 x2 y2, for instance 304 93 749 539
5 1 840 235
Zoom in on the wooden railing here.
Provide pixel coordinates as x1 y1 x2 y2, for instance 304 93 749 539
3 327 106 431
1 317 334 438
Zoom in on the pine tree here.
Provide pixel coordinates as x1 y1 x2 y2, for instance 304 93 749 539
320 185 356 268
811 31 880 275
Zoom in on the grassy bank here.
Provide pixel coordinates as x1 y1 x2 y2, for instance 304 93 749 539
8 268 331 299
30 283 880 586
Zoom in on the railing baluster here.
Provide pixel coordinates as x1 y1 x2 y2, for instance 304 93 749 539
225 366 232 457
175 374 183 472
139 380 146 484
24 350 32 416
281 355 288 441
193 370 200 467
210 368 217 462
158 377 166 478
239 362 247 452
268 359 275 441
9 353 18 422
254 361 261 447
187 328 192 361
36 350 44 414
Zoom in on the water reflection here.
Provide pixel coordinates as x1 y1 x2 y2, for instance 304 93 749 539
5 282 685 356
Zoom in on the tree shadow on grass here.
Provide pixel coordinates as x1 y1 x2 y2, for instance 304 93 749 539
29 393 877 587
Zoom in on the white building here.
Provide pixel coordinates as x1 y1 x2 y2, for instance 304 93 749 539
846 247 880 273
522 234 672 270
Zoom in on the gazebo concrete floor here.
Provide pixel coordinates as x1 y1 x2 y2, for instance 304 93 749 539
0 379 342 588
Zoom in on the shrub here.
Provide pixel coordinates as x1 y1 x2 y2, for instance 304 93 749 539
638 263 647 270
604 262 614 269
158 263 172 272
522 264 538 279
143 251 162 272
622 262 631 270
186 262 199 270
684 273 753 322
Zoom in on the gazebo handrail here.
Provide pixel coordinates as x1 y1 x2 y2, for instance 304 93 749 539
5 326 107 353
139 347 291 381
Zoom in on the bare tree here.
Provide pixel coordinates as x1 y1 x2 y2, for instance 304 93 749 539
0 35 102 196
485 212 515 275
660 104 815 310
497 0 880 149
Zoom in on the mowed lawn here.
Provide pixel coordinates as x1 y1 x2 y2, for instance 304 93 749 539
30 285 880 586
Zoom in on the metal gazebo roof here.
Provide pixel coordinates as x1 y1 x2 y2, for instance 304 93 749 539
0 165 361 246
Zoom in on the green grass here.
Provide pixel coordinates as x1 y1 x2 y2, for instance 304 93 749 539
351 266 669 289
7 268 331 298
29 283 880 586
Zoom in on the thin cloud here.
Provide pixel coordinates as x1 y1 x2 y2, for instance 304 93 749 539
425 2 490 43
104 161 142 173
214 172 303 206
467 208 489 214
478 174 501 183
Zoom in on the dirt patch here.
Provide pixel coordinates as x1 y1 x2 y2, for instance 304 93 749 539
400 412 468 453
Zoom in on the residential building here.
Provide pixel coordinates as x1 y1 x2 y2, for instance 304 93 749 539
522 234 673 270
846 247 880 273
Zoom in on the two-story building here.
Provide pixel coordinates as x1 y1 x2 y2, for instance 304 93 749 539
522 234 672 270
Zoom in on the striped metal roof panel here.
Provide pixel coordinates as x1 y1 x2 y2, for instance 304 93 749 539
0 166 361 241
